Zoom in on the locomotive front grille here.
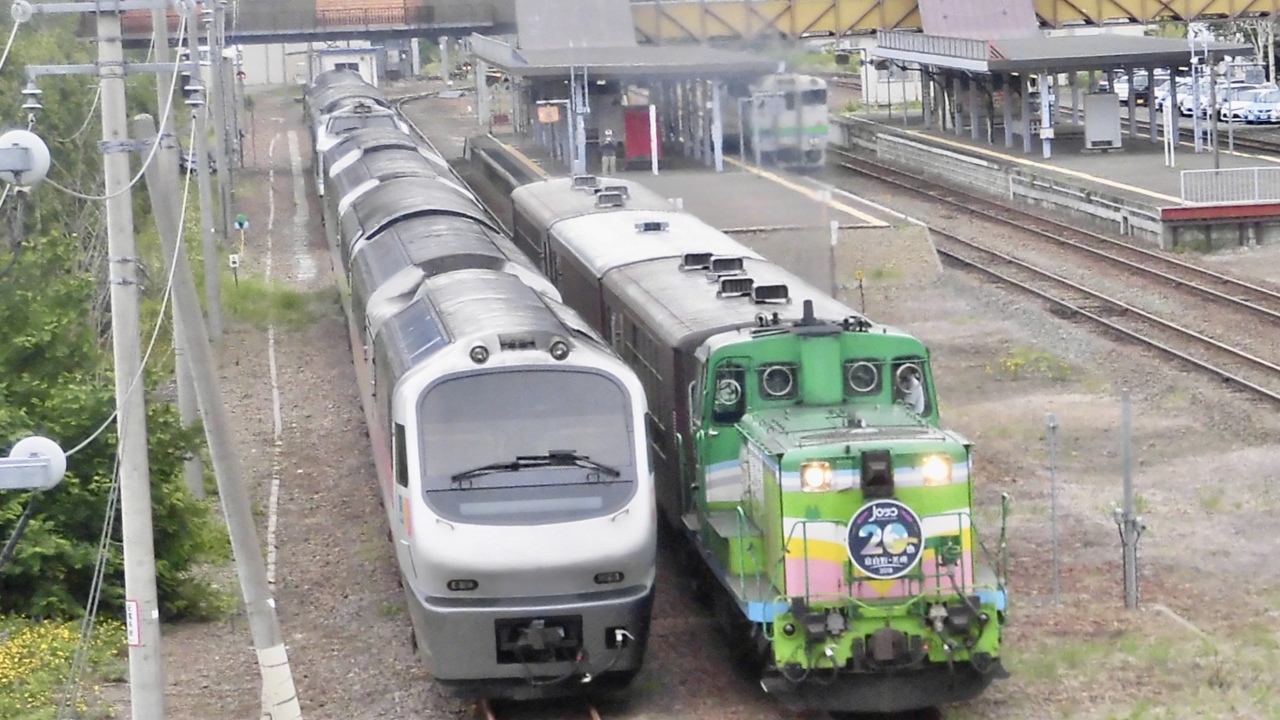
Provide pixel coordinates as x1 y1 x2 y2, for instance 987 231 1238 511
494 615 584 664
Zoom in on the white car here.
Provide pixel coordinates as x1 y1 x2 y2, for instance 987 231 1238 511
1219 88 1270 123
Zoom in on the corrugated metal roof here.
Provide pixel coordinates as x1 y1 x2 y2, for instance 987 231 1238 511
471 32 776 79
875 30 1253 73
515 0 636 50
918 0 1038 39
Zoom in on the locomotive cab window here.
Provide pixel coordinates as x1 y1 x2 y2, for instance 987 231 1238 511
891 356 931 416
843 359 883 398
711 361 746 425
757 363 799 401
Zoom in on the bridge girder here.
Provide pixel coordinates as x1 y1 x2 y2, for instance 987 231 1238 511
630 0 1280 42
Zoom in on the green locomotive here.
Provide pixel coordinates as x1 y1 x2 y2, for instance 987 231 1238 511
508 175 1007 712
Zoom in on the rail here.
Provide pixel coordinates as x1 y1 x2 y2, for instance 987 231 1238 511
1181 166 1280 206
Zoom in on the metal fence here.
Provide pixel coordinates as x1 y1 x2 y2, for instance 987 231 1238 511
1181 167 1280 206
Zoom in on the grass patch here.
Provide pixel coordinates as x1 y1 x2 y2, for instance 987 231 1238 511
988 347 1072 382
0 617 124 719
224 276 336 330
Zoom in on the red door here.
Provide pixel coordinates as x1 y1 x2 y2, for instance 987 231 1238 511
623 107 661 166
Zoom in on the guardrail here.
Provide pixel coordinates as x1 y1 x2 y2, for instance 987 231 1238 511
1181 166 1280 206
877 30 991 62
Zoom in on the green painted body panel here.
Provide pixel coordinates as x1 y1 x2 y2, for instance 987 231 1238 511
686 319 1006 679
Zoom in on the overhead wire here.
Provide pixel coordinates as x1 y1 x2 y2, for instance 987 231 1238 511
0 20 20 77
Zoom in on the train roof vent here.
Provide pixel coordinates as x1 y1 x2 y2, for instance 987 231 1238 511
571 174 600 190
752 283 791 304
634 220 669 232
598 184 629 198
498 333 538 350
596 191 628 208
680 252 713 271
707 256 745 277
717 276 755 298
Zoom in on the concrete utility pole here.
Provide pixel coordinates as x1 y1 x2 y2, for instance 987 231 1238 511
153 4 204 499
99 9 167 718
186 10 223 342
135 112 302 720
207 0 233 237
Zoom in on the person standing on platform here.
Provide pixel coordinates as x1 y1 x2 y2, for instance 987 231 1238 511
601 128 618 175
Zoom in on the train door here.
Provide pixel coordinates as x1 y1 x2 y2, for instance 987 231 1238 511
391 422 418 579
699 356 750 507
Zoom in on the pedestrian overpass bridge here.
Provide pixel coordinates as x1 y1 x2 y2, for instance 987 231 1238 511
630 0 1280 42
115 0 1277 46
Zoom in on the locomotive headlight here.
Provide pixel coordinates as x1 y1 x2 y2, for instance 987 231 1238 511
800 461 832 493
549 339 570 361
921 455 952 486
469 345 489 364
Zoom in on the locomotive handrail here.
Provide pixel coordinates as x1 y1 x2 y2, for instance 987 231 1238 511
781 512 993 614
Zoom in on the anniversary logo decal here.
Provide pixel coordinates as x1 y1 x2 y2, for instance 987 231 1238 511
846 499 923 580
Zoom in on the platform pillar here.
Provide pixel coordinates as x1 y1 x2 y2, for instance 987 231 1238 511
700 81 712 166
1040 71 1052 159
1002 74 1014 148
1126 67 1138 138
711 81 724 172
475 59 491 126
921 72 931 129
970 76 981 141
955 74 966 137
1021 74 1033 154
1148 65 1159 143
1069 71 1080 124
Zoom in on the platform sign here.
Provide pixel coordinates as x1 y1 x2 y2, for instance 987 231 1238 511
537 105 560 123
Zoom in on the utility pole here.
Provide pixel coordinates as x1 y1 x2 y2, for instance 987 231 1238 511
207 0 232 237
153 3 204 499
100 8 166 718
185 7 223 342
134 113 303 720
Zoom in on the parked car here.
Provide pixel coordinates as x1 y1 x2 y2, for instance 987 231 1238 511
1219 88 1270 122
1241 89 1280 124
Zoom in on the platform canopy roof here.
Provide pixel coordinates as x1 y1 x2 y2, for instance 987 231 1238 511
470 0 776 80
873 30 1253 74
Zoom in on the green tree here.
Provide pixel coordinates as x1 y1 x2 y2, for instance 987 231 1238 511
0 13 226 620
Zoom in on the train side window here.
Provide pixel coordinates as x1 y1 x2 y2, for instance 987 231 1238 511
711 361 746 425
394 422 409 488
891 357 931 416
843 358 883 398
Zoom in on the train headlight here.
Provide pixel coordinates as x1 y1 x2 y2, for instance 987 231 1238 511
921 455 952 486
800 461 832 493
447 579 478 592
807 137 819 147
469 345 489 364
549 339 570 361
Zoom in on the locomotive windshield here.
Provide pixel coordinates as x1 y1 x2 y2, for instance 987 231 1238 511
417 368 637 525
326 115 400 135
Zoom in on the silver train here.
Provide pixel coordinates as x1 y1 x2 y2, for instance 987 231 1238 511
304 73 657 699
304 69 408 196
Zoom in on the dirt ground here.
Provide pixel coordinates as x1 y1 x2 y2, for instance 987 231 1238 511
99 80 1280 720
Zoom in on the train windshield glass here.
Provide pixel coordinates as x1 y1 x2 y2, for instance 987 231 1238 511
418 369 636 525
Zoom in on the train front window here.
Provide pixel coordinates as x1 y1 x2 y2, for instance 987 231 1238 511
801 89 827 105
417 369 637 525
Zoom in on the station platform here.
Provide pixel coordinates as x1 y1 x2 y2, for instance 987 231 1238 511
399 89 944 301
834 112 1280 250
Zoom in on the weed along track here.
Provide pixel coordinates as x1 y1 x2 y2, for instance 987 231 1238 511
831 148 1280 405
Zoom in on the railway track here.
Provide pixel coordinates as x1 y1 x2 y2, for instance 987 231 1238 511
832 147 1280 324
476 698 602 720
831 148 1280 405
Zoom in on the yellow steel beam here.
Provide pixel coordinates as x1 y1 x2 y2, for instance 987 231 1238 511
631 0 1280 42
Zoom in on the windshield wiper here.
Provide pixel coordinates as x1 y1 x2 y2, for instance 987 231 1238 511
535 450 621 478
450 450 620 484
